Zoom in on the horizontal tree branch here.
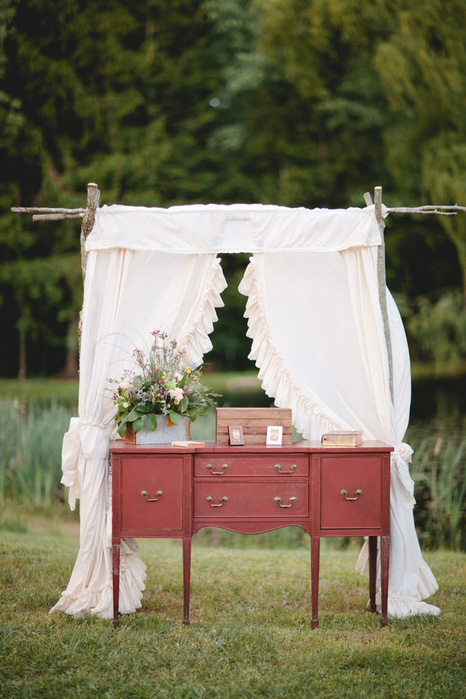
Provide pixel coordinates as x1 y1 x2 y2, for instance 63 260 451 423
11 207 86 214
32 213 84 221
387 205 466 215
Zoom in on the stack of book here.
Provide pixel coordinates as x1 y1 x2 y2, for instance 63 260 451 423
321 431 363 447
171 440 205 448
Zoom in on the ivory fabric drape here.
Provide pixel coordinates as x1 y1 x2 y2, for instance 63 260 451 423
51 202 439 619
50 248 226 617
239 251 439 617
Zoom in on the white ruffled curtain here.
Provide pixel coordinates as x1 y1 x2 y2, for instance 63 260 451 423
239 252 439 617
51 202 439 619
50 247 226 617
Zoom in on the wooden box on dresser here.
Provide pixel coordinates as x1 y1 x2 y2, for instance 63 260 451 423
110 441 393 630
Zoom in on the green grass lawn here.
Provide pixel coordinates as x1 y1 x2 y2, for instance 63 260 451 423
0 531 464 699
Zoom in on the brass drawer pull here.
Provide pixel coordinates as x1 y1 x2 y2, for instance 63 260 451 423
141 489 163 502
274 463 298 473
274 496 297 508
207 496 228 507
340 489 362 501
207 463 229 475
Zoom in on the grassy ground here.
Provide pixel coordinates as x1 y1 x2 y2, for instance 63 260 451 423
0 531 464 699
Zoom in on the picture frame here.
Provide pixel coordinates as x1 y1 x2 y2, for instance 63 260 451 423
228 425 244 446
266 425 283 446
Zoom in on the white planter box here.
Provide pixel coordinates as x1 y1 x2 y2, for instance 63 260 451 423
135 415 191 444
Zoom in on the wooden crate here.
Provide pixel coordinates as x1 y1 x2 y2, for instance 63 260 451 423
216 407 292 445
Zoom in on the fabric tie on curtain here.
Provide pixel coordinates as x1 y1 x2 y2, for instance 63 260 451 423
52 202 439 620
61 417 114 510
239 250 439 618
51 247 227 618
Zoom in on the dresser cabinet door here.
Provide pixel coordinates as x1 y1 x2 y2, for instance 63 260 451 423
120 457 183 531
320 456 382 529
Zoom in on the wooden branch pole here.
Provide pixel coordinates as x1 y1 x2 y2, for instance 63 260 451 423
80 183 100 285
363 192 373 206
374 186 394 404
32 213 84 221
386 204 466 215
78 183 101 350
11 207 86 214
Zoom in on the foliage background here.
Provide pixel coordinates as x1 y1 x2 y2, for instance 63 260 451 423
0 0 465 377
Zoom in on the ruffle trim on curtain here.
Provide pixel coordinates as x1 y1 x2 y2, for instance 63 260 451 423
49 541 146 619
180 256 227 367
356 539 440 618
355 444 440 618
239 259 347 439
384 595 441 619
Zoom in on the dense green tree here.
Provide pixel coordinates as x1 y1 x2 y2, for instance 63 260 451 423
0 0 464 376
374 0 466 301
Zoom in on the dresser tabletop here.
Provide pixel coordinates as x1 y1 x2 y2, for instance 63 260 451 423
109 439 394 454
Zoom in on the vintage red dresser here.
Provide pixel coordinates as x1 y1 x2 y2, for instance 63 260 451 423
110 441 393 629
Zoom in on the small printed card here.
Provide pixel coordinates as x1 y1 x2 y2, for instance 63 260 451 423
229 425 244 445
266 425 283 446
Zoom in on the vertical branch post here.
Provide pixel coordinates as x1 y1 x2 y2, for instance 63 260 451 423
79 183 101 349
374 186 394 404
80 183 100 285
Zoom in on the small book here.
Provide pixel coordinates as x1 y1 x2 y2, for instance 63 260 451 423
171 440 205 448
321 431 363 447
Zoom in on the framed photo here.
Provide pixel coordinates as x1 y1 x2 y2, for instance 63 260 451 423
229 425 244 446
266 425 283 446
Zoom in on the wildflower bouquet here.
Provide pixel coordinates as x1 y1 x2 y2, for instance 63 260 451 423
111 331 220 438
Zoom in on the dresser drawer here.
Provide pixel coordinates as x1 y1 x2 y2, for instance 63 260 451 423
120 456 183 531
194 454 308 478
194 481 309 518
320 456 382 529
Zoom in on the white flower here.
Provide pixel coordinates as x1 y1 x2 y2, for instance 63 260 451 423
174 372 183 381
119 379 131 390
169 387 184 405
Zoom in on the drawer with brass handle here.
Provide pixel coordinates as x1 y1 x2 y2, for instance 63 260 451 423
194 481 308 518
194 455 308 478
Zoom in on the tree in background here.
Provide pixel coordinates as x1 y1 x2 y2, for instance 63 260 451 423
0 0 464 376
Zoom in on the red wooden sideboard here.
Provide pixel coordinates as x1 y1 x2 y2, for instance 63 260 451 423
110 440 392 629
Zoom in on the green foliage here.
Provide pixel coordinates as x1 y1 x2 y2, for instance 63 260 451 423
406 292 466 368
0 398 73 508
374 0 466 294
1 0 465 374
408 420 466 551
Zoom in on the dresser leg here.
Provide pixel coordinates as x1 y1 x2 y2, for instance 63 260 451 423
311 536 320 629
112 541 121 629
380 535 389 627
183 537 191 626
369 536 377 613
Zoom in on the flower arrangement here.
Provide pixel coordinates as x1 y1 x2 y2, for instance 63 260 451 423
110 331 220 438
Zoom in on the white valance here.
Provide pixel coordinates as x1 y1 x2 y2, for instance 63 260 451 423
86 203 384 253
51 202 439 621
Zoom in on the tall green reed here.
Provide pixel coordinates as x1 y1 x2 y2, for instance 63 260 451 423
0 399 73 509
0 397 464 551
407 421 465 551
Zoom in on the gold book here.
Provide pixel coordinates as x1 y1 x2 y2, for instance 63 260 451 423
321 431 363 447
